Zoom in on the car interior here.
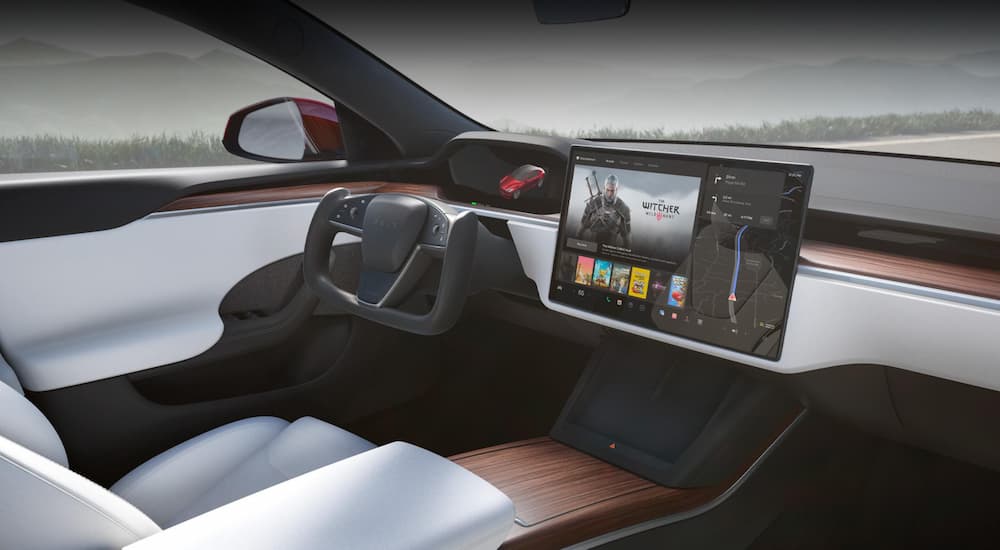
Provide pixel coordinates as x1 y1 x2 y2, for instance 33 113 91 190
1 1 999 549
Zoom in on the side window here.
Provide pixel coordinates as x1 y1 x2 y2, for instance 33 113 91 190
0 1 334 174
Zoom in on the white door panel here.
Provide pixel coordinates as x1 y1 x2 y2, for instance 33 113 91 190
0 202 330 392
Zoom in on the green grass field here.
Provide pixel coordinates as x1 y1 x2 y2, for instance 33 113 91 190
2 110 999 174
514 109 1000 142
0 132 247 174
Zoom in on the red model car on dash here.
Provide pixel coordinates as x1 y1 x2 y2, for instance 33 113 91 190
499 164 545 199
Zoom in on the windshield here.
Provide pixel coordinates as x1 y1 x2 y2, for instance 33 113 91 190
305 0 1000 163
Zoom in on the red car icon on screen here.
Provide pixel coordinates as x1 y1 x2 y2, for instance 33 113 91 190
499 164 545 199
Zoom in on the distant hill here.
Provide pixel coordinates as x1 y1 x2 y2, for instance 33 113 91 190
555 57 1000 133
437 55 694 130
0 41 328 139
196 49 260 70
0 38 94 66
195 49 295 84
948 50 1000 77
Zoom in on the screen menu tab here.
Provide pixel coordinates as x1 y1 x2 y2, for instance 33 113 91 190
549 146 811 360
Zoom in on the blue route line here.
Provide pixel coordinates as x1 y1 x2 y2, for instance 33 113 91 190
730 225 749 297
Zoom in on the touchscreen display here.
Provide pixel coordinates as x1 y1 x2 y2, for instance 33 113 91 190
549 146 811 359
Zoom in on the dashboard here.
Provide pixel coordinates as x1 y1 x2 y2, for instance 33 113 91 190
549 147 811 359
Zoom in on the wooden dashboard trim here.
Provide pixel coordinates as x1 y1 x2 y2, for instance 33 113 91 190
799 240 1000 301
156 181 439 212
158 182 998 301
451 438 722 549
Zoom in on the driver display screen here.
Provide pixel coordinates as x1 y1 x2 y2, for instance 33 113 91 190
550 146 811 359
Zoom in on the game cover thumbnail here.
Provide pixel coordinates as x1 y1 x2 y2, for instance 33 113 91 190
563 164 701 268
628 267 651 299
593 259 612 288
574 256 595 285
556 252 578 282
610 264 631 294
649 270 671 301
667 274 689 308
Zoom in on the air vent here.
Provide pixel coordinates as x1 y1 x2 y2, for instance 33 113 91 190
858 229 942 245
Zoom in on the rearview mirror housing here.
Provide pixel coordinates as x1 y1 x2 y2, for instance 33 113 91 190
223 97 345 162
533 0 630 24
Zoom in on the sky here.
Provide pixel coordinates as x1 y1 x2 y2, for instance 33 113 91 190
312 0 1000 68
6 1 999 70
0 1 227 57
4 0 1000 137
300 0 1000 131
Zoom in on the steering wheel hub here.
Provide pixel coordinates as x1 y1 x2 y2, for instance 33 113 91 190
302 188 478 335
361 195 428 273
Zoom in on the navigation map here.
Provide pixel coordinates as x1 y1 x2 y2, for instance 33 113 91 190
684 173 804 349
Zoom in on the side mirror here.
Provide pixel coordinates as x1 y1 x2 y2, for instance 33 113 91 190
223 97 345 162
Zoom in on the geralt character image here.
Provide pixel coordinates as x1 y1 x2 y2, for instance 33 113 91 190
579 173 631 248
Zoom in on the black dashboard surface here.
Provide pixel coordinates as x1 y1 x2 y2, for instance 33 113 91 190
442 133 573 214
549 145 812 360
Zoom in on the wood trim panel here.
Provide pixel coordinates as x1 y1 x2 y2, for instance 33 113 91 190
799 240 1000 301
449 436 552 461
157 181 440 212
452 438 721 549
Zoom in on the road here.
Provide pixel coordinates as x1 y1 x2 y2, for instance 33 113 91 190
799 131 1000 163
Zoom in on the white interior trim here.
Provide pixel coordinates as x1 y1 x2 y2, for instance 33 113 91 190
0 203 340 392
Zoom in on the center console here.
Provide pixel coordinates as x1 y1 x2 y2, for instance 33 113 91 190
454 334 802 549
550 335 800 489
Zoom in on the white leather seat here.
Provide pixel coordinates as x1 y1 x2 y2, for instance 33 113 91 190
0 358 375 547
113 415 375 527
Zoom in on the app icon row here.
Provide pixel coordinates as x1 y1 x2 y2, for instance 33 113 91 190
569 254 688 307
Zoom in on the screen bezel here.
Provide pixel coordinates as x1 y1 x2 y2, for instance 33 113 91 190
549 145 812 361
